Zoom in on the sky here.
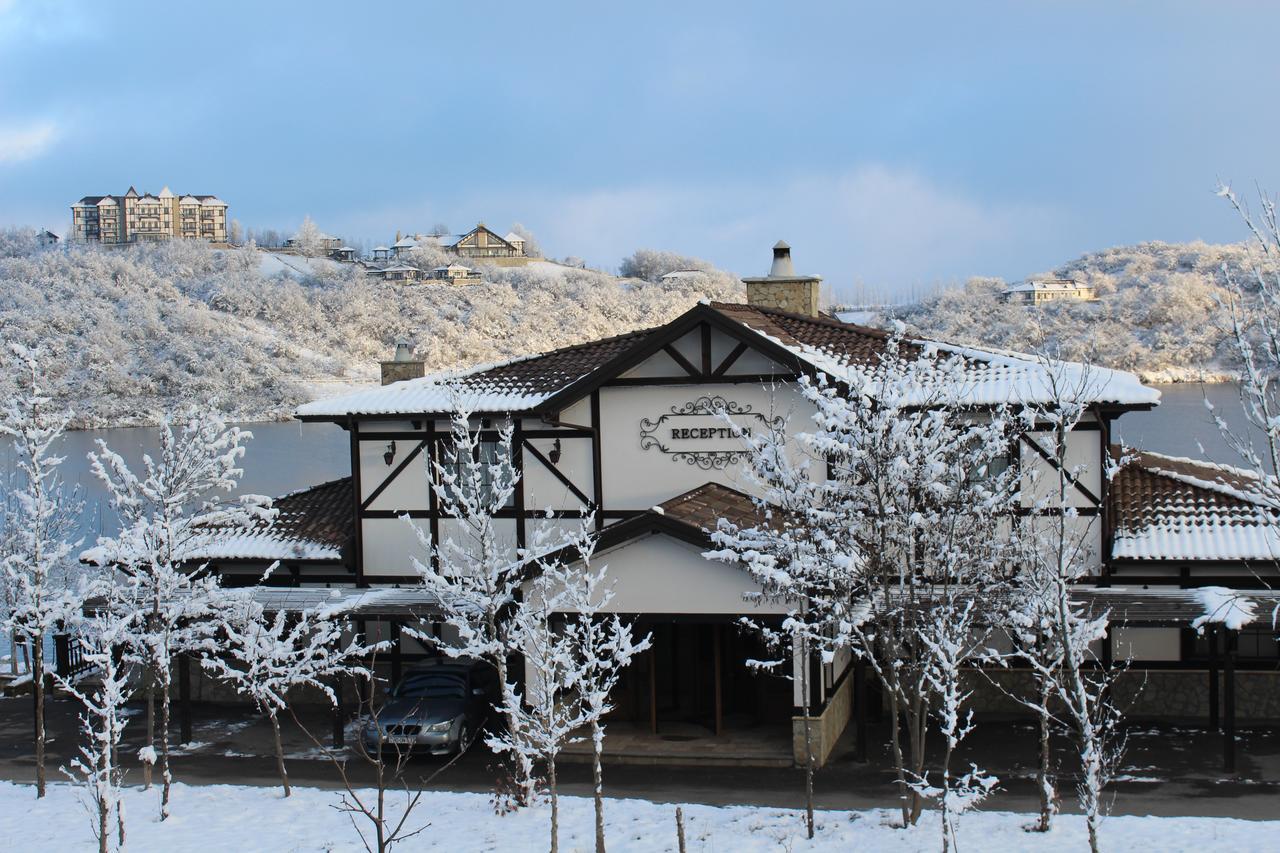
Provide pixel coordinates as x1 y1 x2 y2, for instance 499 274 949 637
2 0 1279 297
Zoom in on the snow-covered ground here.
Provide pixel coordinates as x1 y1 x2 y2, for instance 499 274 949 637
0 781 1272 852
257 251 348 278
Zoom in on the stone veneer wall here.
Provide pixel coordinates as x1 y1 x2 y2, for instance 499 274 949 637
792 668 855 767
380 360 426 385
746 278 821 317
966 668 1280 723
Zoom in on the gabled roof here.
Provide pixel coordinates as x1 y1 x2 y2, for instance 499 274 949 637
592 482 765 554
1110 448 1280 562
295 301 1159 420
452 223 516 250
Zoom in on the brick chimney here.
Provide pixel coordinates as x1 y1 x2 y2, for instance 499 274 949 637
379 341 425 385
741 241 822 316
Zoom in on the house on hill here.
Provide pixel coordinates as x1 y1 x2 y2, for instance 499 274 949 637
451 223 526 259
429 263 482 284
386 223 536 263
365 263 422 282
1003 277 1096 305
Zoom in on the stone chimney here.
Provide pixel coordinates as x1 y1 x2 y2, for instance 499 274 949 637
379 341 425 386
741 241 822 317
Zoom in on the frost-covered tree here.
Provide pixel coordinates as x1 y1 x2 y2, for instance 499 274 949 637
1211 184 1280 499
711 334 1023 830
1014 364 1124 853
487 550 586 853
913 598 999 853
86 408 273 819
493 521 648 853
0 344 84 797
619 248 714 282
292 215 325 257
201 595 378 796
405 404 543 800
509 223 542 258
56 584 136 853
707 406 837 839
552 530 650 853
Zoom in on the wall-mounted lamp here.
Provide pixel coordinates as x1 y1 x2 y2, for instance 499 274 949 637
548 438 562 465
383 441 397 466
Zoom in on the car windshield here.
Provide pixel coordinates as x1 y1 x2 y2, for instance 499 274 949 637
394 672 467 699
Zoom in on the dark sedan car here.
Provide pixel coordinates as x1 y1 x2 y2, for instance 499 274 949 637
361 658 501 756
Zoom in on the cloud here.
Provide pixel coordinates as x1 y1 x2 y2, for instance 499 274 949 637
0 119 59 165
506 165 1066 292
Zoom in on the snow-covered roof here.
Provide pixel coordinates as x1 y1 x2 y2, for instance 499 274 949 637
392 237 417 248
297 303 1159 419
504 231 524 242
200 196 227 206
373 246 389 252
1110 449 1280 561
1004 279 1094 294
170 478 351 565
97 197 117 206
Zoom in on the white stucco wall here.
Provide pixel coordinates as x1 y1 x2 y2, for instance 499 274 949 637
597 382 816 510
1112 627 1181 662
550 534 787 616
1020 427 1104 509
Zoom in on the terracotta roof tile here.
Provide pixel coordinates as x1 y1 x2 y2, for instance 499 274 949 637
1109 449 1280 561
656 482 766 532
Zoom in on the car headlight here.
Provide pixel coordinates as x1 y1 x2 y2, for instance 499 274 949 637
426 720 454 733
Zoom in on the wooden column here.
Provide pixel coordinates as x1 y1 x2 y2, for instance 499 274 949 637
356 618 372 708
390 621 403 687
178 653 193 745
713 627 723 736
332 672 346 748
649 646 658 735
1208 626 1220 732
855 659 868 762
1224 629 1237 774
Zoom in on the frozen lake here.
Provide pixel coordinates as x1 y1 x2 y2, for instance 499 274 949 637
0 382 1266 549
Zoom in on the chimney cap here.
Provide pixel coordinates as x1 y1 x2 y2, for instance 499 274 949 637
773 240 790 251
393 341 414 362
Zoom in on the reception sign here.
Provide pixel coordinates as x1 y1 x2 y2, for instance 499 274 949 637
639 395 783 469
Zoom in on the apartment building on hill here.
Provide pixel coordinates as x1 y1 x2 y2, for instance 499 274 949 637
71 186 228 244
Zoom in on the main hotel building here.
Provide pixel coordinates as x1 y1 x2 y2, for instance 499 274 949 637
190 243 1280 767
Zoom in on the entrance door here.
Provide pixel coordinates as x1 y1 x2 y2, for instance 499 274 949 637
611 620 792 735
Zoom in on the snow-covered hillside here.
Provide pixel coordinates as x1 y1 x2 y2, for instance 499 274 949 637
887 241 1253 382
0 236 741 428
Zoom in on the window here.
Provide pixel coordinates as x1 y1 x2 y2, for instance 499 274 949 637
438 438 512 508
1189 627 1280 661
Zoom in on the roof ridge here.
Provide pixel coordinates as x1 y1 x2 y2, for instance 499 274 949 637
710 301 898 341
277 476 352 502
